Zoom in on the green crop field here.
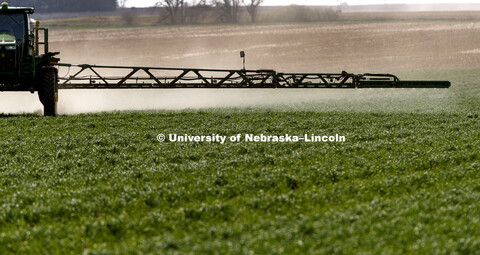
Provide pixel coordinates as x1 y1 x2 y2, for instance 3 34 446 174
0 69 479 254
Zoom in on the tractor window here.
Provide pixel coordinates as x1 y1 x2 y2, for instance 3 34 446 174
0 13 25 44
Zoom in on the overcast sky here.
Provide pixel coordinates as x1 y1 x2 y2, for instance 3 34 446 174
125 0 480 7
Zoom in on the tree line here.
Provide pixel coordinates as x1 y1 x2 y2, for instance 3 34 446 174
151 0 264 24
139 1 339 25
10 0 261 19
10 0 339 24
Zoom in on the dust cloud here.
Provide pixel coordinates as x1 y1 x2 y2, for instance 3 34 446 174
0 88 451 115
0 93 43 115
53 88 449 114
56 89 357 114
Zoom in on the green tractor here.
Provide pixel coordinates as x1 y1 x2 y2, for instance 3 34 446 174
0 2 59 116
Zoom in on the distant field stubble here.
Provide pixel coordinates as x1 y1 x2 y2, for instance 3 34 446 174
50 22 480 71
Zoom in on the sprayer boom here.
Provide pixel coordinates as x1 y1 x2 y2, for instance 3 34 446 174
56 63 450 89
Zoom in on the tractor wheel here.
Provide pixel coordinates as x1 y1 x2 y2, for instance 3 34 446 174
38 67 58 117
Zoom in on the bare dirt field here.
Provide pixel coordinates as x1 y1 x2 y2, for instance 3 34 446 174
50 21 480 73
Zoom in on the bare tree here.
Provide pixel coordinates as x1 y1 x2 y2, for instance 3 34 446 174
158 0 186 24
215 0 240 23
185 0 212 24
242 0 262 23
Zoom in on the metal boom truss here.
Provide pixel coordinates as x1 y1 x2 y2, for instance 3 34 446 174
56 63 451 89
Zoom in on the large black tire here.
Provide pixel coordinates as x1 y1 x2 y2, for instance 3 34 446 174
38 67 58 117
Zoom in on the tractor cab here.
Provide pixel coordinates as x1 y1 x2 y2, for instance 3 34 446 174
0 2 35 78
0 11 25 43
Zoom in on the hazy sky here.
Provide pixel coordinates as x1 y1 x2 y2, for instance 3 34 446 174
125 0 480 7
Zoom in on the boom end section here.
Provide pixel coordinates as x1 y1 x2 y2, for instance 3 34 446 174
358 80 451 89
